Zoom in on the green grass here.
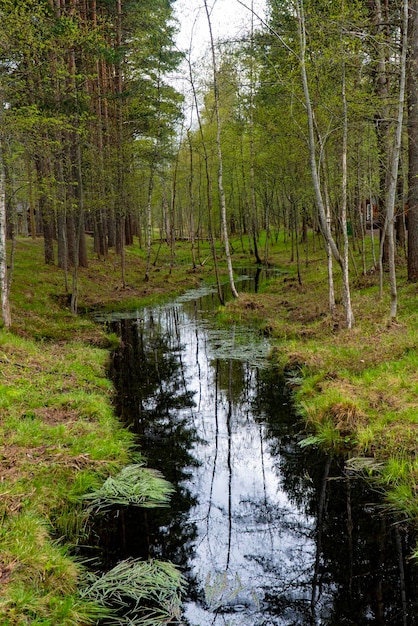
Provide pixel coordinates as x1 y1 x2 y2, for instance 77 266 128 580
220 231 418 543
0 328 135 623
3 230 418 622
1 236 212 624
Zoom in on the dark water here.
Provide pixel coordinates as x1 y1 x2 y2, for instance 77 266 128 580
99 277 417 626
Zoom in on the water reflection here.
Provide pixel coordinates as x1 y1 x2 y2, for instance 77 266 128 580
105 286 417 626
107 313 199 573
255 369 418 625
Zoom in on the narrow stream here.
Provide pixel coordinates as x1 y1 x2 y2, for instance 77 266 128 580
100 276 417 625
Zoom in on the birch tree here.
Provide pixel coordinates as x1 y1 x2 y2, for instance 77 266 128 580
380 0 408 320
340 2 354 329
0 86 10 327
407 0 418 281
294 0 354 328
203 0 239 299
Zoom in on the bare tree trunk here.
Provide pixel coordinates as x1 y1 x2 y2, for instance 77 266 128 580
25 152 36 239
407 0 418 280
319 156 336 317
187 130 197 269
204 0 239 299
187 53 224 303
145 157 156 282
71 134 85 314
372 0 391 268
0 115 11 327
170 136 182 273
381 0 408 319
36 154 55 265
326 217 336 318
249 2 262 265
341 32 354 328
295 0 341 266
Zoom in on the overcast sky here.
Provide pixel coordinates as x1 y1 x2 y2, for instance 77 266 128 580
174 0 267 60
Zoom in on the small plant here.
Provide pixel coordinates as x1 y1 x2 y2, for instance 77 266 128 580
81 558 186 626
82 464 175 513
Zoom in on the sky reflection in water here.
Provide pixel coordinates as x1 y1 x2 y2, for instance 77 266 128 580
107 281 417 626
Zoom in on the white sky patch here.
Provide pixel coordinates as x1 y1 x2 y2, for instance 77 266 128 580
174 0 267 60
172 0 267 121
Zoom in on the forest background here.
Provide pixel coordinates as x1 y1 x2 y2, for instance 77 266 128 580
1 0 418 624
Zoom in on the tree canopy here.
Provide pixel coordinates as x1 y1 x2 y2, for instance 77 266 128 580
0 0 415 326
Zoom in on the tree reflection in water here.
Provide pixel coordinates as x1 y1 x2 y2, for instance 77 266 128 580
254 368 418 625
103 291 417 626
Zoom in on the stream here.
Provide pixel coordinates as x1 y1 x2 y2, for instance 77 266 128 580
98 274 417 625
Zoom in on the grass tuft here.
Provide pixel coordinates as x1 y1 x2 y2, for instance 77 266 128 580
83 464 175 512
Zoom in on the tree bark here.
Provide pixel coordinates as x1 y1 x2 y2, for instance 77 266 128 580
0 111 11 327
204 0 239 299
36 154 55 266
408 0 418 280
341 21 354 329
187 50 223 303
382 0 408 319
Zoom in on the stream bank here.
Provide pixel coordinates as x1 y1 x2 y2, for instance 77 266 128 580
3 236 418 623
222 276 418 559
100 281 418 625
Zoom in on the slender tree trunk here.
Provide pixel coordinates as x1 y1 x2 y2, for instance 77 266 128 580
187 130 197 269
321 140 336 316
36 154 55 265
170 140 182 273
0 113 11 327
249 2 262 266
187 54 223 303
70 127 86 314
341 34 354 328
326 216 336 318
145 159 156 282
372 0 391 267
382 0 408 319
408 0 418 280
25 153 36 239
295 202 302 285
204 0 238 299
295 0 341 266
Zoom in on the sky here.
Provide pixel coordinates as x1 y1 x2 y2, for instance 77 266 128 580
172 0 267 118
174 0 267 61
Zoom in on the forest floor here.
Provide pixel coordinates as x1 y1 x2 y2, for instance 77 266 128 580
1 233 418 623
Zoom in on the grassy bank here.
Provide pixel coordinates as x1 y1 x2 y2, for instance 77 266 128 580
1 232 418 624
0 238 207 624
222 234 418 553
